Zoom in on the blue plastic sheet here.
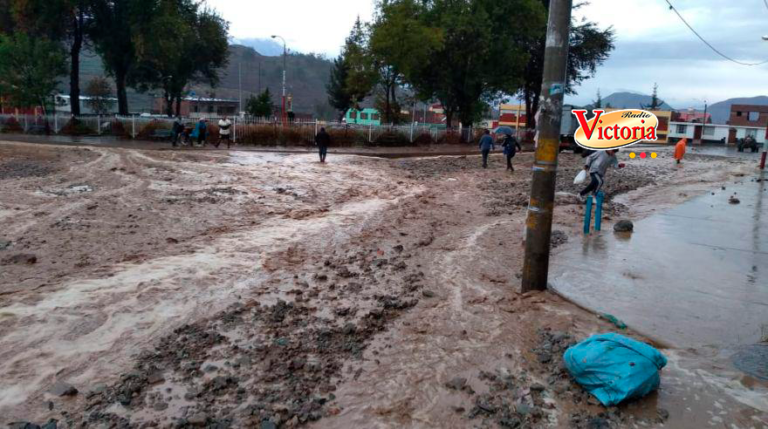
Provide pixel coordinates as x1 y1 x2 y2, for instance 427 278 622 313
564 333 667 406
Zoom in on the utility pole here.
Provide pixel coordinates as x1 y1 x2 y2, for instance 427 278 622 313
272 35 287 126
521 0 573 293
238 62 242 115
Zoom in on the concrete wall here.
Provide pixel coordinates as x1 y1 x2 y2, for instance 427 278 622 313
668 122 766 144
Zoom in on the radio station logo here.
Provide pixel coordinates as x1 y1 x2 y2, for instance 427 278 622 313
572 109 659 150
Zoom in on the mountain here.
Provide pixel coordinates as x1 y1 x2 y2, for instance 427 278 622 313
706 96 768 124
602 92 674 110
62 44 336 118
233 38 284 56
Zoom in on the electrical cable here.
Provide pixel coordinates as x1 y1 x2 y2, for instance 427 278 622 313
665 0 768 66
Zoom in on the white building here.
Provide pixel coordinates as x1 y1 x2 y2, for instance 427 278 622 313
54 94 119 115
667 122 766 145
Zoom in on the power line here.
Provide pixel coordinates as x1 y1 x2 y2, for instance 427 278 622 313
665 0 768 66
764 0 768 12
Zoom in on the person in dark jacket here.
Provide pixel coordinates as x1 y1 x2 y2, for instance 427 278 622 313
478 129 494 168
501 133 522 171
315 127 331 163
171 117 184 147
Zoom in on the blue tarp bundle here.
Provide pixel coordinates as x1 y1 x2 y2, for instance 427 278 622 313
564 333 667 406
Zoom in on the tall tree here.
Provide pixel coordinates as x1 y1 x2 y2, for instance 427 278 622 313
11 0 96 116
369 0 442 124
343 17 377 109
403 0 545 129
642 83 661 110
593 89 602 108
326 54 352 120
0 33 67 113
130 0 229 117
90 0 155 115
522 1 615 130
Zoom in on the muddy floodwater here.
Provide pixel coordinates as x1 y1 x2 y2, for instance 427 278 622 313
0 139 766 428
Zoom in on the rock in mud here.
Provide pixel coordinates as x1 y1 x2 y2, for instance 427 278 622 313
49 382 78 397
613 220 634 233
551 230 568 248
445 377 468 391
187 412 208 426
2 253 37 265
0 239 11 250
729 196 740 205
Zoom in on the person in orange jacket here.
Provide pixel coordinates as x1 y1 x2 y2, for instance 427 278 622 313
674 138 687 165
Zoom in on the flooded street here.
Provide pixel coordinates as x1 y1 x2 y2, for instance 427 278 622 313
1 140 767 428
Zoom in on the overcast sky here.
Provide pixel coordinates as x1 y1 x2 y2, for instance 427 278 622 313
208 0 768 108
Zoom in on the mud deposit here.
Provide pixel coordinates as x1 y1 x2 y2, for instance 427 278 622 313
0 141 762 428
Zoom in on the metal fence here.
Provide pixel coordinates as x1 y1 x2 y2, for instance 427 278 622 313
0 113 481 145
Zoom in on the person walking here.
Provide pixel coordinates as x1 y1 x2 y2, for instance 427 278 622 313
171 117 184 147
217 116 232 149
501 133 522 171
479 129 494 168
192 118 207 147
579 150 625 198
674 138 687 165
315 127 331 163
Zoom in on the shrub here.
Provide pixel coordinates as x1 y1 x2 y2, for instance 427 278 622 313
413 132 434 146
136 120 171 140
60 118 95 136
1 116 23 133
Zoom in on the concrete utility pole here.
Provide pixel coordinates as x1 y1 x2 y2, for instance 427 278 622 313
521 0 573 293
271 35 287 125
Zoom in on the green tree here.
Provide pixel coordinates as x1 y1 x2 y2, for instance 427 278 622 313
326 54 352 120
593 89 602 108
90 0 147 115
7 0 94 115
84 76 114 114
343 17 377 109
405 0 545 129
130 0 229 117
369 0 442 124
0 33 67 113
246 88 274 118
522 1 615 129
642 83 662 110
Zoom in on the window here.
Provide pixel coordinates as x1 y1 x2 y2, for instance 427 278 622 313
736 111 742 117
749 112 759 121
193 105 199 113
676 124 687 134
372 114 380 120
207 105 214 113
361 113 369 120
703 126 714 136
349 111 357 119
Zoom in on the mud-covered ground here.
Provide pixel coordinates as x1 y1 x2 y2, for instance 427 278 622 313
0 141 763 428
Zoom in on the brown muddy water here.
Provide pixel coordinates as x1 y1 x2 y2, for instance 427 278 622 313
0 140 766 428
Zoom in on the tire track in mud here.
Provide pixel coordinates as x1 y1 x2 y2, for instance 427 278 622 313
0 163 424 425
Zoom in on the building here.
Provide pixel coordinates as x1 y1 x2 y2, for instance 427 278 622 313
498 104 528 131
601 108 671 144
673 110 711 124
153 97 238 118
54 94 119 115
728 104 768 127
344 108 381 126
668 122 765 145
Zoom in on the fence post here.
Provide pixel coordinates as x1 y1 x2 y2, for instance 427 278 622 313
132 115 136 139
97 115 101 135
54 113 58 134
233 117 237 143
369 122 373 143
24 115 28 133
314 120 318 138
410 121 415 142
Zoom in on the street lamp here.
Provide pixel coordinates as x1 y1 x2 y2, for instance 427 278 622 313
271 35 287 125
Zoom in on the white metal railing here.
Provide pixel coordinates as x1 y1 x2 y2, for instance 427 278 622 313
0 113 471 145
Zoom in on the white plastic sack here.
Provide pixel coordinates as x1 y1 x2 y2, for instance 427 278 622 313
574 170 587 185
